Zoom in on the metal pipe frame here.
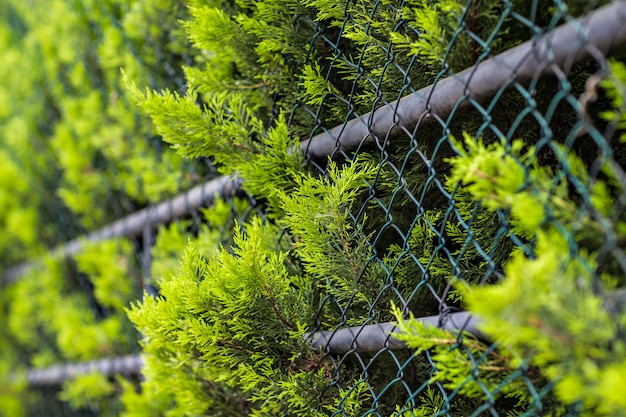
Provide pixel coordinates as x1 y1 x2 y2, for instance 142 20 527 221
27 288 626 386
308 312 483 355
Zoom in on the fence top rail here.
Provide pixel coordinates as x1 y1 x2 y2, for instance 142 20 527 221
2 175 243 284
301 1 626 162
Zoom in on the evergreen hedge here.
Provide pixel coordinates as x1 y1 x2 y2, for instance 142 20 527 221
2 0 626 416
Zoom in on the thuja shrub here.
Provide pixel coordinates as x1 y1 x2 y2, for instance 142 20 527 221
122 1 626 416
1 197 255 417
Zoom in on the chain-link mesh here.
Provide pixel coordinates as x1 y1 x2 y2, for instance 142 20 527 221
4 0 626 416
292 1 626 415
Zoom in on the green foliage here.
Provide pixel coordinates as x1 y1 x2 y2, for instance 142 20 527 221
149 195 251 286
2 0 624 416
7 242 139 363
278 160 382 315
389 52 626 415
125 161 386 414
122 1 625 416
130 78 306 214
601 59 626 140
0 0 201 235
0 0 207 413
447 134 543 237
126 219 333 416
388 0 466 67
441 127 626 415
0 150 43 267
301 62 341 106
393 306 531 412
465 230 626 416
0 323 27 417
75 240 137 313
136 0 550 147
59 372 118 415
120 353 220 417
390 387 445 417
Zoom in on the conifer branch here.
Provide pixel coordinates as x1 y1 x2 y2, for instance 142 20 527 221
263 282 297 331
338 226 361 275
233 142 257 153
220 341 257 357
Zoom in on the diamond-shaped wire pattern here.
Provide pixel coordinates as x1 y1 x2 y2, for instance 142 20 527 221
7 1 626 416
295 1 626 415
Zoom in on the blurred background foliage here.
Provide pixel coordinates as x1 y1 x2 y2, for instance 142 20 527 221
0 0 203 263
0 0 209 415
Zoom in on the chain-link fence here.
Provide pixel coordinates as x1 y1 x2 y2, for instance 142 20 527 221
295 2 626 415
5 0 626 416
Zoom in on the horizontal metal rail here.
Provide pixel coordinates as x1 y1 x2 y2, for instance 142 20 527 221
2 175 243 284
27 312 480 387
28 284 626 386
308 312 483 355
301 1 626 161
27 354 143 387
27 286 626 386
